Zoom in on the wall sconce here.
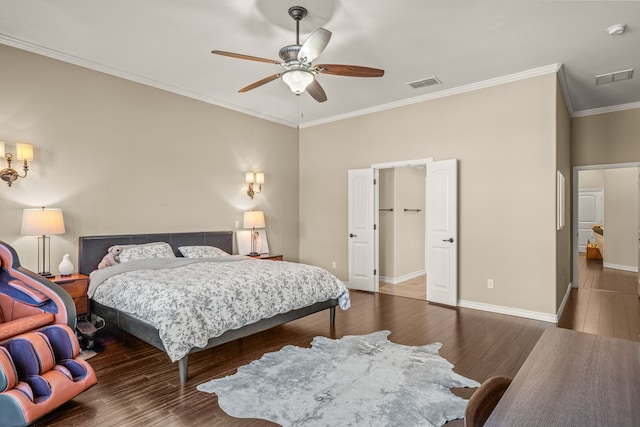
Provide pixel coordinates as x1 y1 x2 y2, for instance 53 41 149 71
246 172 264 199
0 141 34 187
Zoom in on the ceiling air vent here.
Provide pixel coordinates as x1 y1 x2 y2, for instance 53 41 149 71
406 76 441 89
595 69 634 85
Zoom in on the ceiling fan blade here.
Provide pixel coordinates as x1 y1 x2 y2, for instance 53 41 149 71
239 73 282 93
298 28 332 63
306 79 327 103
212 50 281 65
315 64 385 78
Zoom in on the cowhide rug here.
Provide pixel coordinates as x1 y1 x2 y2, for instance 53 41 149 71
197 330 479 426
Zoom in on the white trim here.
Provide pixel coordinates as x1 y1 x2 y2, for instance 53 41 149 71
557 282 574 320
371 158 433 169
603 263 638 273
556 64 574 117
301 64 562 128
573 101 640 118
457 299 558 324
379 270 425 285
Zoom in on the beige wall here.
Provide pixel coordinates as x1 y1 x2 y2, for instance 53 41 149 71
555 80 572 308
0 45 300 272
603 168 639 270
300 73 560 315
378 167 426 281
394 166 425 277
572 108 640 167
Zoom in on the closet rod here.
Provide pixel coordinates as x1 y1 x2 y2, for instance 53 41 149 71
404 208 422 212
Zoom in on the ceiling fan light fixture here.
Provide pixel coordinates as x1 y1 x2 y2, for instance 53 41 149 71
282 69 314 94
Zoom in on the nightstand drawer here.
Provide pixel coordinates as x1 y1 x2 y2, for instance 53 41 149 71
55 278 88 298
49 273 89 318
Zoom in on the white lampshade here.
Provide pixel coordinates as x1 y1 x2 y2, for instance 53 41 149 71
255 172 264 184
15 143 34 161
0 141 5 157
243 210 265 229
245 172 255 184
21 208 66 236
282 70 314 94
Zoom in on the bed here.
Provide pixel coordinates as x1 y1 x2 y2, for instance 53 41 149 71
78 231 349 383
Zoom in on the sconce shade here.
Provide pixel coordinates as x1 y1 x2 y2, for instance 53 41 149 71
245 172 255 184
15 143 34 161
255 172 265 184
243 210 265 229
282 70 314 94
0 141 4 157
21 208 66 236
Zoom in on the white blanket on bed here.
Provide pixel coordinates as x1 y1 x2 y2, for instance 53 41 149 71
89 257 350 361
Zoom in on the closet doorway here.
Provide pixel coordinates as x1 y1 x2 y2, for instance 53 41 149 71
377 164 427 300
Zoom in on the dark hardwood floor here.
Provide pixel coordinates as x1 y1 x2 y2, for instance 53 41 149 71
35 256 639 426
558 254 640 341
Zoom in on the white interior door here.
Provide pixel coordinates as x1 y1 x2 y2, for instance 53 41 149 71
348 168 375 291
578 189 603 252
426 159 458 306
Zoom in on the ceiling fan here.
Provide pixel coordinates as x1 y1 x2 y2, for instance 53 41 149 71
212 6 384 103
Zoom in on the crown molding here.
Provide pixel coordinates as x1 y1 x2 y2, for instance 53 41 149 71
572 101 640 118
300 64 563 128
0 35 299 128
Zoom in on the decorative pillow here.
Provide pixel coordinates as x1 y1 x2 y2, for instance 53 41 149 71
118 242 175 263
178 246 229 258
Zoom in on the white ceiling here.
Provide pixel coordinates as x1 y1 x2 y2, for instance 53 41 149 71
1 0 639 128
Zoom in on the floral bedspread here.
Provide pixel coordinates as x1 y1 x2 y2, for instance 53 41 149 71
89 257 350 361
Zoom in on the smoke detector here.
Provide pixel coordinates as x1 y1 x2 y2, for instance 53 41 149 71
607 24 626 36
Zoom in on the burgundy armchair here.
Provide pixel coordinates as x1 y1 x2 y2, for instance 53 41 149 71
0 240 97 427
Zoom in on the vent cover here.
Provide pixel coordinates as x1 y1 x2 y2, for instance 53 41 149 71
406 77 441 89
595 69 634 85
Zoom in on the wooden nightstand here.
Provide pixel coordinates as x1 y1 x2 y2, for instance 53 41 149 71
248 253 283 261
49 273 89 320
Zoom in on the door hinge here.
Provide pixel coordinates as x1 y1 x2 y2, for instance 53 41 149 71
374 224 377 230
374 269 377 275
373 178 377 185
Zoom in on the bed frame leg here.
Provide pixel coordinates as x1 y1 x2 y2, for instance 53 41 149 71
330 306 336 326
178 356 188 384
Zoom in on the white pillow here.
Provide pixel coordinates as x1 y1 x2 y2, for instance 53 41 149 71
118 242 175 263
178 245 229 258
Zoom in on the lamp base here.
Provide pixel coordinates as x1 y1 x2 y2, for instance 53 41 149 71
247 252 259 256
39 272 55 278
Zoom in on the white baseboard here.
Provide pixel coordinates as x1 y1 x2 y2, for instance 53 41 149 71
379 270 425 285
603 262 638 273
556 282 573 322
457 299 557 324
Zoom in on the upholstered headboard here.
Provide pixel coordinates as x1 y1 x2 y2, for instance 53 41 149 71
78 231 234 276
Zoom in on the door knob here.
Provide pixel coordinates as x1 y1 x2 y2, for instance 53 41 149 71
442 237 454 243
350 233 357 238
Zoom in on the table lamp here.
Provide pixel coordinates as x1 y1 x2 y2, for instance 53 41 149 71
243 210 265 256
21 207 66 277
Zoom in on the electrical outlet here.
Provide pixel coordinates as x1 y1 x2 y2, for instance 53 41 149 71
487 279 494 289
332 261 337 269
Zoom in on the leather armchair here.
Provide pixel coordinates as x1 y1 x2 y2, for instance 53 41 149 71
0 240 97 427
